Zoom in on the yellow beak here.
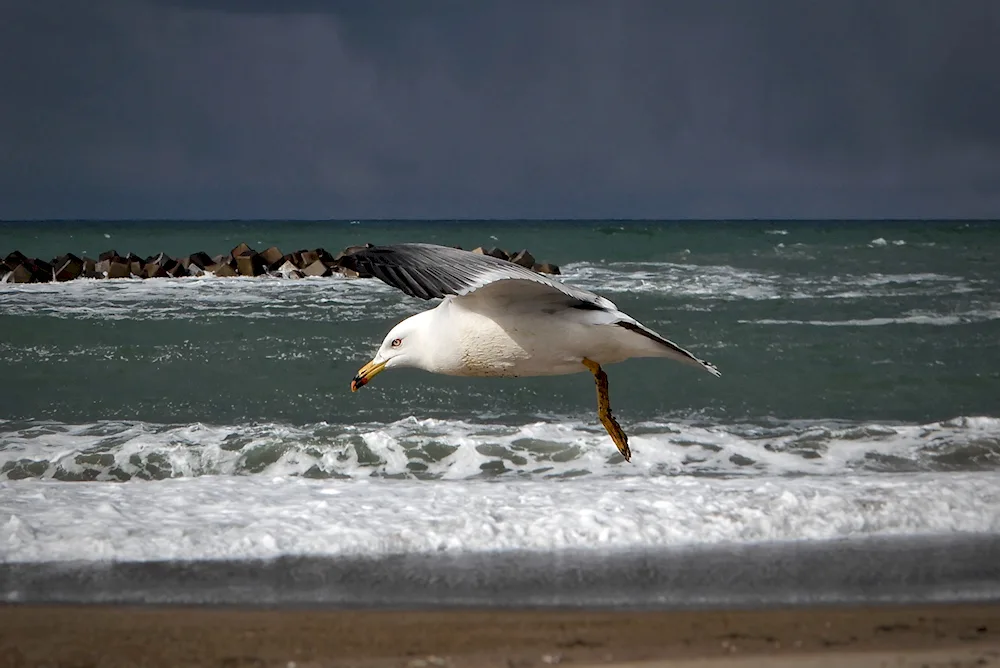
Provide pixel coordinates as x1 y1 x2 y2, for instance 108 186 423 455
351 359 387 392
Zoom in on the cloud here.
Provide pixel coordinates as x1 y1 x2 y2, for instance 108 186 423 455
1 0 998 218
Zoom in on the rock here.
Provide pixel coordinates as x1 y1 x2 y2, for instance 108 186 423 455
3 250 28 271
54 255 83 281
107 261 130 279
236 253 266 276
166 261 189 277
51 253 74 268
282 252 305 269
142 253 188 278
259 246 283 267
28 259 52 282
3 264 33 283
209 262 238 277
333 266 364 278
273 261 305 279
509 249 535 268
302 259 331 277
143 259 169 278
472 247 509 260
188 252 214 269
2 243 566 282
330 250 373 278
276 260 299 277
276 262 306 279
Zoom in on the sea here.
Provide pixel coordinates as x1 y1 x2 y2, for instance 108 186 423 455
1 219 999 608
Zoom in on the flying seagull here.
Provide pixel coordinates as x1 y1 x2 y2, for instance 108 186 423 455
345 243 720 461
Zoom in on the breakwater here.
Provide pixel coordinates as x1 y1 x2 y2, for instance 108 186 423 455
1 243 560 283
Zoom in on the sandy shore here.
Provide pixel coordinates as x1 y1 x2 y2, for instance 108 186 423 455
1 602 998 668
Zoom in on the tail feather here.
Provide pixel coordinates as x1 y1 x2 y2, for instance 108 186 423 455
616 321 721 377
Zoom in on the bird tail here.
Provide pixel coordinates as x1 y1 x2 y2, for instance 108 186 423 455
615 321 721 377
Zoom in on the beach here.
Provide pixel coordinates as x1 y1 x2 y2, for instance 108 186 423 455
3 602 998 667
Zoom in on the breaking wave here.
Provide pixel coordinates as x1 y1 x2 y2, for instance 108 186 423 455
2 415 998 482
560 263 978 301
742 309 1000 327
2 469 998 564
0 262 988 324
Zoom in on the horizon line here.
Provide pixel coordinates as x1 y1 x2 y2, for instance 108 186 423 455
1 216 998 224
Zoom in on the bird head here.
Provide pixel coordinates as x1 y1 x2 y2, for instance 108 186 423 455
350 314 429 391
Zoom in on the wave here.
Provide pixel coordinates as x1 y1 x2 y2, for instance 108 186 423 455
0 263 987 322
0 274 419 322
869 237 907 247
2 416 998 482
2 471 998 563
560 263 977 302
742 309 1000 327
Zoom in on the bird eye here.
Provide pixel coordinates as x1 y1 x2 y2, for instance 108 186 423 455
391 338 402 347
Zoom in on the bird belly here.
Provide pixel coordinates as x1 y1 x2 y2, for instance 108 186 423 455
448 310 628 378
454 321 537 377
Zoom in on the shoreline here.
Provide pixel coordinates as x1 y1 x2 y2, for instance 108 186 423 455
5 534 999 609
2 601 998 667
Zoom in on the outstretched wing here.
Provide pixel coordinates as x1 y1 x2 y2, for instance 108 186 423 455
341 243 616 310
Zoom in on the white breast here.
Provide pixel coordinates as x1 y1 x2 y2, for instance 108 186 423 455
453 308 532 377
431 298 608 378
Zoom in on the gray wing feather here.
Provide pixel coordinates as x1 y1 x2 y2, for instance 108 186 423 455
343 243 616 309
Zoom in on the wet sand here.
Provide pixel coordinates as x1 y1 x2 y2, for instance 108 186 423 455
1 602 998 667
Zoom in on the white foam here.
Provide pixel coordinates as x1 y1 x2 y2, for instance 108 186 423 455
0 274 415 322
0 262 983 319
559 263 975 301
560 262 785 300
2 416 998 482
1 471 996 563
744 309 1000 327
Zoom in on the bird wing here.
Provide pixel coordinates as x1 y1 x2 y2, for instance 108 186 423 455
341 243 617 310
344 243 720 377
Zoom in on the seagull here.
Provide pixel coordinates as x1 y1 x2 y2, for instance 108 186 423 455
344 243 720 462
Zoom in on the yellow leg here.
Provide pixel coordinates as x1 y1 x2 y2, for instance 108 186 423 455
582 358 631 462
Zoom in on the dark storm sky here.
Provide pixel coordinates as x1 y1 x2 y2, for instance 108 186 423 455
2 1 999 220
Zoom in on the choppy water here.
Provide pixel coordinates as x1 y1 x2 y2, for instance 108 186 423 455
1 220 999 595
